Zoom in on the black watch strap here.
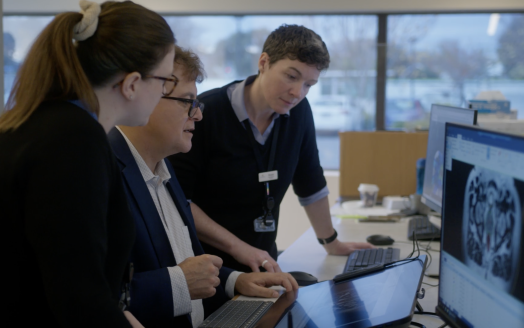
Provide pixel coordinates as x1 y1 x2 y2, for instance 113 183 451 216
318 229 338 245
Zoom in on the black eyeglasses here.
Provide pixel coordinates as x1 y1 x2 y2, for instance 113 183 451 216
113 74 179 96
162 96 205 118
144 75 179 96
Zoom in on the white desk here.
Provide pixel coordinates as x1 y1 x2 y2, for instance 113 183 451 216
277 217 445 328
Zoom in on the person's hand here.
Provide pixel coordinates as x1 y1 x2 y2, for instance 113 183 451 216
124 311 144 328
229 243 281 273
235 272 299 298
322 239 375 255
178 254 222 300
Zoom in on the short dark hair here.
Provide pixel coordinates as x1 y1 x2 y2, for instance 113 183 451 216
262 24 330 71
174 45 206 83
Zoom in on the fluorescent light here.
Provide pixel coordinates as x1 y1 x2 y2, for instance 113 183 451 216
487 13 500 36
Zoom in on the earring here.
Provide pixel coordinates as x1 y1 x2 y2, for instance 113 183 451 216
130 95 134 99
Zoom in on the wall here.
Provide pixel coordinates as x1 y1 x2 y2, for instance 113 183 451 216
4 0 524 14
276 171 339 251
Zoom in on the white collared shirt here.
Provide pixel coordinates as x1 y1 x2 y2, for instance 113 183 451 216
117 127 241 327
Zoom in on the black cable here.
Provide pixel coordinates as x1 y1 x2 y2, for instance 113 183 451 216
414 311 441 317
410 321 426 328
422 281 439 287
438 323 448 328
385 230 422 268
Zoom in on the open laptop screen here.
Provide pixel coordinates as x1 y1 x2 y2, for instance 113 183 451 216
437 123 524 327
256 256 427 328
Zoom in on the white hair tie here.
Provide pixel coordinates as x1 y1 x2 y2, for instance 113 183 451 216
73 0 101 41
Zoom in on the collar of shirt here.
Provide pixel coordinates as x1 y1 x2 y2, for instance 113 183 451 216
227 75 289 145
116 126 171 186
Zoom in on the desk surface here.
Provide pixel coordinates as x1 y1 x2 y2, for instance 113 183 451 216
277 217 444 328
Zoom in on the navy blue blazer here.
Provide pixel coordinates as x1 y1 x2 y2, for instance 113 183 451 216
108 129 232 328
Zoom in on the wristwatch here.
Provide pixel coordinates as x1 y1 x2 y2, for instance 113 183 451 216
317 229 338 245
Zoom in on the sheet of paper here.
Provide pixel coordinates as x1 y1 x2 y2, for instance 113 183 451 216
332 200 398 217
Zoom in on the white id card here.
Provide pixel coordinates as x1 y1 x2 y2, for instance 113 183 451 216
258 170 278 183
253 216 276 232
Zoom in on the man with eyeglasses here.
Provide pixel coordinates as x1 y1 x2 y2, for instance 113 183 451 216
108 45 298 328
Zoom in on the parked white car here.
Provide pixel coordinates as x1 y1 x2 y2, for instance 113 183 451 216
311 96 354 132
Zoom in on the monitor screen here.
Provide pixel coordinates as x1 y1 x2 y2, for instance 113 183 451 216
437 123 524 327
421 105 477 213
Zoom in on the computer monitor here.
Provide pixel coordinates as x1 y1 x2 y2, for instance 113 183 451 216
436 123 524 327
421 104 477 213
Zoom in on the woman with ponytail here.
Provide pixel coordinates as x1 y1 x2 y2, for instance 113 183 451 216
0 1 175 327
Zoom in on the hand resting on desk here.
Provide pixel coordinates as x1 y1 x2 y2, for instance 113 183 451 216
235 272 299 298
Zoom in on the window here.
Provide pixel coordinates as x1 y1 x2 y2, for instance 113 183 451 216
4 14 377 169
4 13 524 169
386 13 524 130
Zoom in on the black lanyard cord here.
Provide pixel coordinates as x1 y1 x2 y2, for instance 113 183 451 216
243 117 281 225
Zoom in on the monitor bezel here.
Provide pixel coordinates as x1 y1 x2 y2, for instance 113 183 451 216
421 104 477 214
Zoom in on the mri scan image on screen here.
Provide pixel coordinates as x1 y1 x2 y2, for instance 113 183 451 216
462 166 522 292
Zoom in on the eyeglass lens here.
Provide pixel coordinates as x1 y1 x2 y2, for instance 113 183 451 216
189 100 205 118
163 79 177 96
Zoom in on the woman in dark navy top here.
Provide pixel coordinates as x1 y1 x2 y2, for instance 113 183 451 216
0 1 175 327
170 25 373 273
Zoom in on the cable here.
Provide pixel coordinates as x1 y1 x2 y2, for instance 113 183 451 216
385 230 423 268
422 281 439 287
410 321 426 328
414 311 441 317
437 323 448 328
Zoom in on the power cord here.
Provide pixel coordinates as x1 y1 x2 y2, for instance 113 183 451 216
410 322 426 328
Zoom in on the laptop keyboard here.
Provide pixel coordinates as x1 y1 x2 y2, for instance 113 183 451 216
343 247 400 272
407 216 441 241
199 300 272 328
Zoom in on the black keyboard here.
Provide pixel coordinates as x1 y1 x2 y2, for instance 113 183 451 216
199 300 272 328
343 247 400 273
407 216 441 241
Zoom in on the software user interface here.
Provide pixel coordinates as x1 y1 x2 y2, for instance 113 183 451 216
440 124 524 327
422 105 476 211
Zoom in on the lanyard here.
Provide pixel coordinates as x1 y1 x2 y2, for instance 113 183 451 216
243 118 280 224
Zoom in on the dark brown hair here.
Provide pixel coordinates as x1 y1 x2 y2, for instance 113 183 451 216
262 24 330 71
0 0 175 132
174 45 206 83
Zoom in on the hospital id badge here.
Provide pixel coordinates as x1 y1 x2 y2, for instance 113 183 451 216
259 170 278 182
254 216 276 232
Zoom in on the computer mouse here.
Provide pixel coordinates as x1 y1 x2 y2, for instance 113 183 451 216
366 234 395 246
288 271 318 286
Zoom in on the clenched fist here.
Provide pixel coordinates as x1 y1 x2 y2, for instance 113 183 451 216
178 254 223 300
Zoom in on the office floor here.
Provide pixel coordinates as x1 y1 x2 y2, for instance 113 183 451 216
276 171 340 251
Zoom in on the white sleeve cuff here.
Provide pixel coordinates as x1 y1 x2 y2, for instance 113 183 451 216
298 185 329 206
168 266 193 317
225 271 244 299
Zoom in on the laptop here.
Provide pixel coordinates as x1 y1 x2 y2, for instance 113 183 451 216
201 255 427 328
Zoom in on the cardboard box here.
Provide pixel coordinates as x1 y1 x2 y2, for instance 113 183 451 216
339 131 428 198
